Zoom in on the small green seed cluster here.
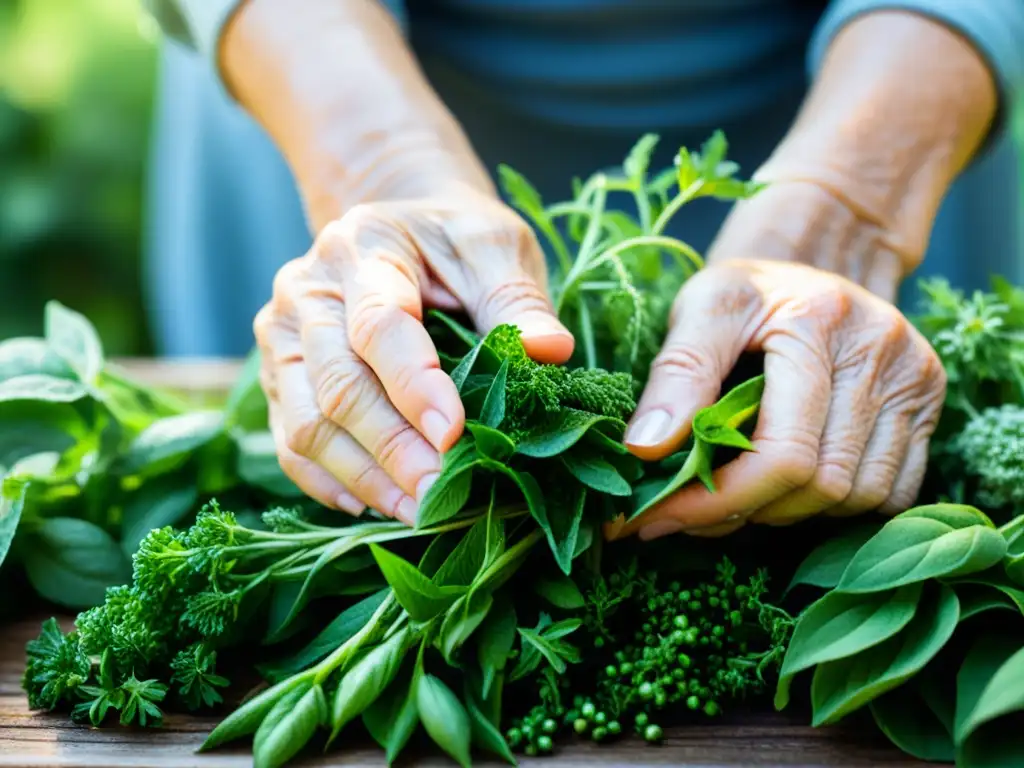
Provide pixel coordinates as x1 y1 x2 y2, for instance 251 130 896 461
506 704 562 755
565 697 623 744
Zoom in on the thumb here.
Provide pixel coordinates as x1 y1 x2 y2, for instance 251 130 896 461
625 271 761 460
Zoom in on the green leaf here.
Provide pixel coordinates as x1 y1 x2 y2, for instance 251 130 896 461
434 517 490 588
810 584 959 724
235 431 303 498
224 348 268 430
561 452 630 496
449 337 499 392
439 591 493 663
836 514 1007 593
533 574 585 610
362 673 420 765
259 590 389 682
515 410 626 459
44 301 103 385
465 422 515 462
956 636 1024 744
870 680 955 762
0 337 74 381
900 503 995 529
417 675 472 768
252 684 325 768
775 583 923 710
416 440 478 528
477 597 517 699
200 676 310 751
630 441 712 519
22 517 131 609
623 133 659 183
512 617 582 680
121 411 226 474
480 359 508 428
691 375 764 450
0 374 87 403
498 165 545 223
0 477 27 568
370 544 466 621
951 575 1024 614
785 524 880 595
466 693 516 765
429 310 480 349
119 479 198 558
329 626 412 741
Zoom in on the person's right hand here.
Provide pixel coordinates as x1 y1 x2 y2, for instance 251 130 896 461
254 186 574 525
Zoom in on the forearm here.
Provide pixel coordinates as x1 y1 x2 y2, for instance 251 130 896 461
220 0 493 232
752 10 997 273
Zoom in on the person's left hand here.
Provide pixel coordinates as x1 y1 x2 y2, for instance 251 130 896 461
610 182 947 541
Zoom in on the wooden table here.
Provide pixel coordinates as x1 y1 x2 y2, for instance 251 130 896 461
0 360 941 767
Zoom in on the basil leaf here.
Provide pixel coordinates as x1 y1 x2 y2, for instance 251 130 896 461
465 422 515 462
0 477 27 568
22 517 131 608
561 453 631 496
0 374 87 404
200 676 310 751
252 684 325 768
362 673 419 765
956 636 1024 744
44 301 103 385
836 515 1007 594
121 411 226 475
533 573 585 610
329 626 412 741
691 374 763 450
434 517 490 588
810 584 959 725
900 503 995 529
466 693 516 765
417 675 472 768
235 431 303 498
480 358 508 428
870 679 955 762
515 410 626 458
0 337 76 382
477 597 517 699
785 523 880 595
439 591 493 663
119 479 198 557
956 587 1018 622
417 439 478 527
370 544 466 621
775 583 923 710
630 441 712 520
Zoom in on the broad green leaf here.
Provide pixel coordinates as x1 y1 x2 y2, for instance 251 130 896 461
955 585 1018 621
810 584 959 724
260 590 389 682
439 591 493 663
416 440 478 528
417 675 472 768
691 375 764 449
1004 552 1024 588
119 479 198 557
775 583 923 710
465 422 515 462
449 337 499 392
899 503 995 529
466 694 516 765
630 441 712 519
0 374 87 404
329 627 412 741
121 411 226 474
561 453 631 496
224 348 268 430
0 477 27 567
870 681 955 762
253 684 325 768
434 517 490 588
253 684 310 757
786 523 881 595
515 410 626 459
533 573 585 610
44 301 104 384
950 575 1024 614
480 359 508 428
22 517 131 608
235 431 303 498
836 516 1007 593
370 544 466 621
200 676 310 751
362 673 419 765
0 337 73 381
482 462 568 569
477 597 517 699
956 636 1024 744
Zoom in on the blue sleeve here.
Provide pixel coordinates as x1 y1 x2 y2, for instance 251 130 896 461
808 0 1024 152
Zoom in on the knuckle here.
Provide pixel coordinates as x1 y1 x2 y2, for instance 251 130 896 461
284 412 330 458
650 344 716 381
373 423 421 469
477 278 552 320
810 462 855 505
760 436 819 489
253 305 275 346
316 360 380 425
850 459 901 509
347 302 402 356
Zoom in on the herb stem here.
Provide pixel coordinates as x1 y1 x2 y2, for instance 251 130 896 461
651 180 704 235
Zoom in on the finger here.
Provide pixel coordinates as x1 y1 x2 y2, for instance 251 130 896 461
422 278 462 311
627 332 831 538
624 270 763 461
298 294 441 500
276 357 418 525
879 423 933 515
336 239 466 454
268 399 364 516
673 519 747 539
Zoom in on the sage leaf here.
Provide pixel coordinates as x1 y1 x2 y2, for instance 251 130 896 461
200 676 311 751
371 544 466 621
417 675 472 768
480 358 508 428
956 635 1024 744
691 374 764 449
775 583 923 710
121 411 226 474
810 584 959 725
253 684 325 768
0 374 87 404
119 479 198 557
329 626 412 741
533 573 585 610
836 515 1007 593
0 477 27 568
478 597 517 698
44 301 103 384
465 422 515 462
515 410 626 458
417 439 478 527
561 453 631 496
870 680 955 762
785 523 881 595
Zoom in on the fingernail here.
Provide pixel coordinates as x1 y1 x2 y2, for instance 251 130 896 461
421 409 451 449
395 495 418 526
604 516 627 541
639 519 685 540
416 472 439 502
336 491 365 516
515 314 572 342
625 410 672 448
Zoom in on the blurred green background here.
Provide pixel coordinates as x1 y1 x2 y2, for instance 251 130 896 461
0 0 1022 358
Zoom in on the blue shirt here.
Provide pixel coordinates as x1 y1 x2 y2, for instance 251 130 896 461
144 0 1024 356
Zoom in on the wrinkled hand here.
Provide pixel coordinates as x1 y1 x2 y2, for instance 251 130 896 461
616 258 946 540
255 188 574 524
